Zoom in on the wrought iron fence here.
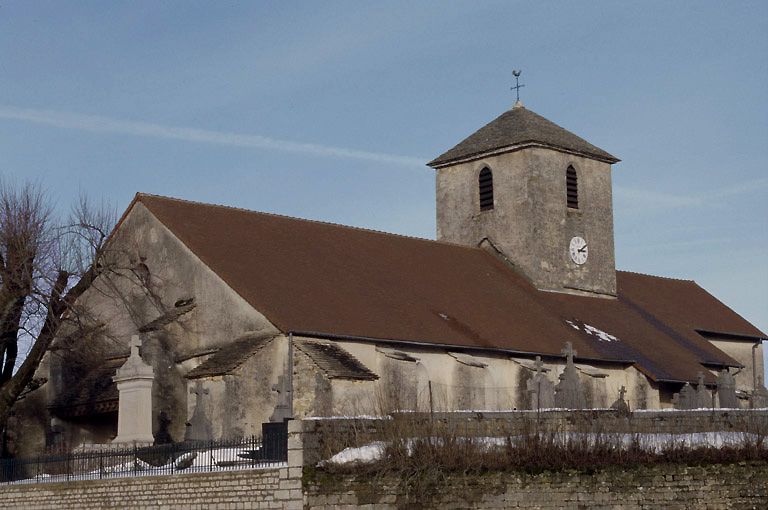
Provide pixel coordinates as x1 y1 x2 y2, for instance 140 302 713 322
0 425 287 485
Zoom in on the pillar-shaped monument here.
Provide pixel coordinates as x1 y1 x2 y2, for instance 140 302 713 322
113 335 155 444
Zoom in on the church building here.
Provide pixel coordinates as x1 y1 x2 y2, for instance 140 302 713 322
18 101 766 451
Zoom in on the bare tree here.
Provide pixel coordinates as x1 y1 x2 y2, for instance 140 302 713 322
0 180 115 427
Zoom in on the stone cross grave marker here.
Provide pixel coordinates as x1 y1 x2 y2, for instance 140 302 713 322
694 371 711 409
555 342 586 409
611 385 630 414
270 375 292 422
185 381 212 441
527 356 555 410
676 383 695 410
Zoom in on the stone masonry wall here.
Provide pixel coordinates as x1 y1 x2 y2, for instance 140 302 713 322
0 467 302 510
304 462 768 510
2 414 766 509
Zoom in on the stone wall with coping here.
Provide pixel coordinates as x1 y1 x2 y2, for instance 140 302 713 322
0 466 302 510
2 414 766 509
296 409 768 466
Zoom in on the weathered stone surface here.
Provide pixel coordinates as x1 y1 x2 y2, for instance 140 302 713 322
112 335 155 444
527 374 555 410
555 342 586 409
185 381 212 441
526 356 555 409
435 145 617 297
610 385 630 415
752 377 768 409
695 372 712 409
716 371 737 408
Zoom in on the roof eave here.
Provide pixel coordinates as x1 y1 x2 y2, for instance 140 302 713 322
696 329 768 343
428 141 620 169
287 329 637 366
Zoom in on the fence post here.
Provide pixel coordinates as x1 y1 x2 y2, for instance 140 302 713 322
100 450 103 479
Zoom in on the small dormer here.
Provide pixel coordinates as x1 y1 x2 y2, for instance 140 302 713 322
428 102 620 297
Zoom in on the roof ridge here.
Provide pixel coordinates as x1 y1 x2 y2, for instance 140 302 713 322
617 269 694 282
136 192 487 253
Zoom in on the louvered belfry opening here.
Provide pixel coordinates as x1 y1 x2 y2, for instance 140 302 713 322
478 167 494 211
566 165 578 209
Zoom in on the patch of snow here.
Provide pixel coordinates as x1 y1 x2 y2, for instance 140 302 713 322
305 415 389 420
320 431 765 467
565 320 580 330
583 323 620 342
321 441 387 466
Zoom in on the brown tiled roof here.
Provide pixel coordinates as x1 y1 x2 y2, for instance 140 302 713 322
428 105 619 167
186 334 275 379
48 360 122 418
129 194 765 385
296 340 378 380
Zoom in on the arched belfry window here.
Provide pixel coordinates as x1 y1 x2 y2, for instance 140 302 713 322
478 167 494 211
566 165 578 209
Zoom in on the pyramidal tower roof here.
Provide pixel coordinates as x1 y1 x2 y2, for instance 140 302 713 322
428 102 619 168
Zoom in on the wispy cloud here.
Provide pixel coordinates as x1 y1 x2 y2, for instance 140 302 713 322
0 106 427 168
614 177 768 213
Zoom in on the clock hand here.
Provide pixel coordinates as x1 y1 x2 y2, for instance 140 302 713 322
578 245 588 253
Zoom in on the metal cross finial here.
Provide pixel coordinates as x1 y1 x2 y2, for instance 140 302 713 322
511 70 525 102
534 355 544 375
618 385 627 400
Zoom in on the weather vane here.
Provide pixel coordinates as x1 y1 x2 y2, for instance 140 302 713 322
511 70 525 102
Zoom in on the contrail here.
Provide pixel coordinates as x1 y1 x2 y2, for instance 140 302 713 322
0 106 427 168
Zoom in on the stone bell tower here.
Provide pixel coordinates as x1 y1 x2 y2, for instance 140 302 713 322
428 101 620 297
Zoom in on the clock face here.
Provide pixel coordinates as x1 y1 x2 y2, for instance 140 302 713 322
569 236 588 265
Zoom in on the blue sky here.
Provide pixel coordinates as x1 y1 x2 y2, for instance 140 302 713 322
1 2 766 348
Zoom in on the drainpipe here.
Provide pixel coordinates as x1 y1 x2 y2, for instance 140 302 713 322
753 341 760 390
288 331 294 419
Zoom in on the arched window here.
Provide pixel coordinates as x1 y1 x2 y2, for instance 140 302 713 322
478 167 494 211
566 165 578 209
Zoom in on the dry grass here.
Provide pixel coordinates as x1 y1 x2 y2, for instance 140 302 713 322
319 411 768 476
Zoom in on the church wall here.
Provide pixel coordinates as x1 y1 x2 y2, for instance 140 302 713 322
707 338 764 393
185 337 287 440
435 147 616 296
309 339 659 415
41 202 281 449
293 345 335 418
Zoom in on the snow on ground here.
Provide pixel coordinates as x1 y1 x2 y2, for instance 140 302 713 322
5 447 285 485
321 431 765 466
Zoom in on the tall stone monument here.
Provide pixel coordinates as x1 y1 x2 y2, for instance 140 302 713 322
716 370 738 408
555 342 586 409
113 335 155 444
